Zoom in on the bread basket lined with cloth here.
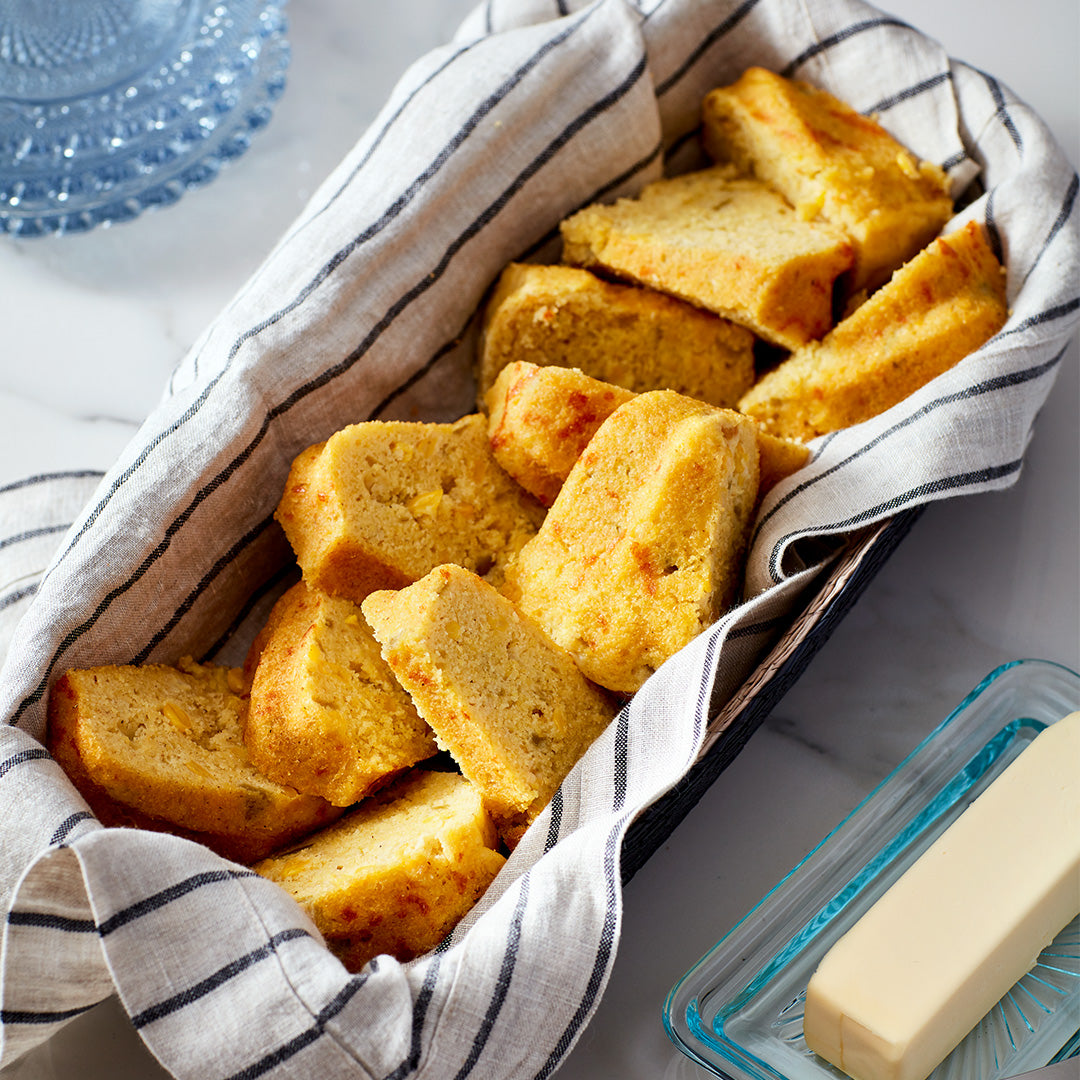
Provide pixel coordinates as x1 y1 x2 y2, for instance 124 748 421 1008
1 0 1077 1077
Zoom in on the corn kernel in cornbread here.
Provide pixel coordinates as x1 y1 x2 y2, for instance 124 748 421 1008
244 582 436 807
502 391 760 694
46 658 341 863
560 165 853 349
254 770 506 972
702 68 954 293
486 362 635 506
275 413 545 602
476 263 754 407
738 222 1008 441
361 565 617 847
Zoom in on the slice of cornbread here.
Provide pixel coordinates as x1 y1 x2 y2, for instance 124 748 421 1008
274 413 546 602
502 391 760 694
702 67 954 294
486 362 806 508
254 770 506 972
485 361 635 506
476 262 755 408
243 581 436 807
738 221 1008 442
361 565 617 847
46 658 342 862
560 165 854 349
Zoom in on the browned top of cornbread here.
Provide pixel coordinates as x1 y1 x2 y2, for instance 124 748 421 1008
46 658 341 859
502 391 760 693
702 67 953 293
485 361 635 506
362 564 617 847
254 769 505 971
244 581 436 807
560 165 853 349
275 413 546 602
476 262 754 408
738 220 1008 441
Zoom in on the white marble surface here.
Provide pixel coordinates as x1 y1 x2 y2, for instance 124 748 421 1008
1 0 1077 1077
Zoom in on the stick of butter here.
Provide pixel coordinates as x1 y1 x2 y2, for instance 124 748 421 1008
803 710 1080 1080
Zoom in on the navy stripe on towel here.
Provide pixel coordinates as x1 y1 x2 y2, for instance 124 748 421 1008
222 978 366 1080
1 1002 98 1025
450 873 531 1080
97 870 259 936
7 911 96 933
131 928 312 1029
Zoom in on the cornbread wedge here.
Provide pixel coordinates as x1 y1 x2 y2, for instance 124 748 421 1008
739 221 1008 441
362 564 618 847
485 361 636 506
254 770 506 972
476 262 754 408
244 581 436 806
275 413 545 602
502 391 760 693
560 165 854 349
486 362 808 508
46 658 341 862
702 67 953 293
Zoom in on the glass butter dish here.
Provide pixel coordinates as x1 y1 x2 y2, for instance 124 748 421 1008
663 658 1080 1080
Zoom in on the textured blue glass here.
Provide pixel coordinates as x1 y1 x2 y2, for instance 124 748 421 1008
0 0 289 235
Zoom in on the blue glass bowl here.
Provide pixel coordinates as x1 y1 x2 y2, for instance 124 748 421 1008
0 0 289 236
664 658 1080 1080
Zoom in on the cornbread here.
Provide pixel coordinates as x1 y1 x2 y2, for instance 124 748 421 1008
46 658 341 863
244 582 436 807
476 262 755 407
487 361 805 507
485 361 635 506
702 67 954 293
275 413 546 602
756 429 811 498
560 165 854 349
254 770 506 972
738 221 1008 441
502 391 760 694
361 564 618 847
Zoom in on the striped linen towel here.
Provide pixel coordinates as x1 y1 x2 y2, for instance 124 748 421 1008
2 0 1076 1076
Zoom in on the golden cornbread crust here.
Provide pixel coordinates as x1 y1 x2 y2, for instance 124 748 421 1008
244 581 436 807
485 361 635 506
46 658 341 862
702 67 954 293
361 564 618 847
253 770 506 972
476 262 755 408
502 391 760 694
559 165 854 349
738 221 1008 441
274 413 546 602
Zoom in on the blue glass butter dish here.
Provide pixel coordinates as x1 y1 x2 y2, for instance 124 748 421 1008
663 658 1080 1080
